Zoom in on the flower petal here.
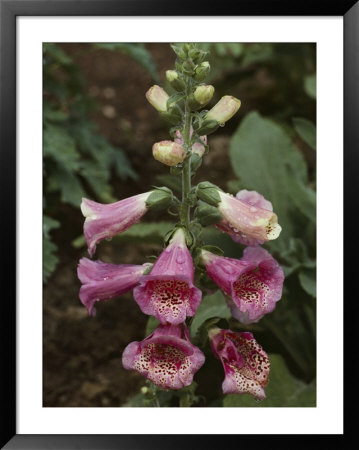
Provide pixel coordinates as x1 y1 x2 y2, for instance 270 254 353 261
77 258 150 316
81 193 150 257
122 324 205 390
209 328 270 400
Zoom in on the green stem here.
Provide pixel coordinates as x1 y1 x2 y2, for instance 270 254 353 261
180 80 192 228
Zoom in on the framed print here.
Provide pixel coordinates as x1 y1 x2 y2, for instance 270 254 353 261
1 0 357 448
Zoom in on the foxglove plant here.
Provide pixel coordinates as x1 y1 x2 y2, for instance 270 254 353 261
77 43 285 404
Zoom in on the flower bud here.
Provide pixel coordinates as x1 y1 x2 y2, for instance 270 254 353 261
194 61 210 82
194 202 222 226
193 85 215 106
145 85 169 112
145 187 173 212
196 181 222 206
166 70 186 92
205 95 241 124
152 140 186 166
194 119 219 136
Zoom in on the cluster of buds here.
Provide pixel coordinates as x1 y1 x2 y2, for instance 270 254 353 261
77 43 284 401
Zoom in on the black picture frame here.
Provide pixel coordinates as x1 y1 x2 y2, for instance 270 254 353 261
1 0 356 448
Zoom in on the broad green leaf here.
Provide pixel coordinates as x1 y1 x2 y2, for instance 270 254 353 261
293 117 316 150
223 354 316 407
298 268 316 298
229 111 310 252
190 291 231 339
114 222 175 245
44 124 80 171
304 74 316 99
93 43 159 82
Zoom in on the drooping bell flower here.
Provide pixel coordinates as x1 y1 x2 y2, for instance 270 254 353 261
152 140 186 166
201 246 284 324
133 228 202 325
209 328 270 400
122 323 205 390
196 182 281 244
205 95 241 124
175 128 207 157
145 85 169 112
81 188 172 257
222 190 277 246
77 258 151 316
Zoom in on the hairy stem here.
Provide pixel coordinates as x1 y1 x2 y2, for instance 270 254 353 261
180 79 192 228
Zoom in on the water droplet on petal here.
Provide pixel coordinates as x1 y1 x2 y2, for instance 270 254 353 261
250 207 257 213
103 276 109 281
105 237 112 242
222 264 235 275
176 255 185 264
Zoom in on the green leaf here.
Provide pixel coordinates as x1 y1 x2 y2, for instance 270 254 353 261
293 117 316 150
145 316 160 336
223 354 316 407
79 161 115 203
48 166 86 207
304 74 316 99
112 151 138 181
93 43 159 82
155 174 182 194
44 124 80 171
298 268 316 298
114 222 175 245
190 291 231 339
229 111 311 252
43 215 60 283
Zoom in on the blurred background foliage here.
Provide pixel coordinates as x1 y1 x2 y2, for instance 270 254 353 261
43 42 316 407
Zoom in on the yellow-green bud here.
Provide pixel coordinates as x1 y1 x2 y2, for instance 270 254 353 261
166 70 186 92
193 85 215 106
152 140 186 166
194 61 210 81
205 95 241 124
145 85 169 112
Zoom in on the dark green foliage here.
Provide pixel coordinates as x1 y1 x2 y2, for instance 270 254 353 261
43 43 137 281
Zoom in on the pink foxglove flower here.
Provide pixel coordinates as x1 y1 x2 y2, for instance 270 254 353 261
122 323 205 390
175 128 207 157
133 228 202 325
81 189 172 257
201 246 284 324
216 190 281 244
209 328 270 400
77 258 151 316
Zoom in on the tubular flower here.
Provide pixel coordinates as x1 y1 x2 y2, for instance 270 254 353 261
201 246 284 324
145 85 169 112
152 140 186 166
205 95 241 124
133 228 202 325
175 128 207 157
81 189 172 257
77 258 151 316
216 190 281 244
209 328 270 400
122 323 205 390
